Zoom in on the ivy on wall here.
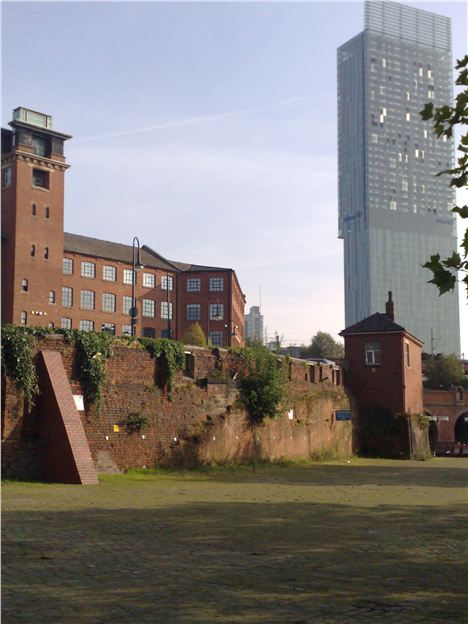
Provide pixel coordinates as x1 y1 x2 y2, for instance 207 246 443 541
141 337 186 397
1 325 40 411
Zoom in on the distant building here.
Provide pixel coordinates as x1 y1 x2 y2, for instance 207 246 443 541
338 0 460 354
1 107 245 346
244 305 264 344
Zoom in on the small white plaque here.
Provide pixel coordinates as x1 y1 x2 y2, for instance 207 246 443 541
288 409 294 420
73 395 85 411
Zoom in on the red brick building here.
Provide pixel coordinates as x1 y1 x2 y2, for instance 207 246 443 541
423 387 468 453
1 107 245 346
340 293 429 457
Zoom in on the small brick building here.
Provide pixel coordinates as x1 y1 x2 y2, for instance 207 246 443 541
340 293 429 457
423 387 468 453
1 107 245 346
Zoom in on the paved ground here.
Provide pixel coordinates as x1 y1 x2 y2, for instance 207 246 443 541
2 458 467 623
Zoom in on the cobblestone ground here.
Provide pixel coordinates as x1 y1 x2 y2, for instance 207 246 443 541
3 458 467 623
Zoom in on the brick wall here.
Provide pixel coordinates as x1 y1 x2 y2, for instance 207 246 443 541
423 387 468 445
1 338 351 478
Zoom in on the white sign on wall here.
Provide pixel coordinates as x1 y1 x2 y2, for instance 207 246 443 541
73 395 85 411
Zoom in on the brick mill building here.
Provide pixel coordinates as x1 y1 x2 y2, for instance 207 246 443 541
1 107 245 346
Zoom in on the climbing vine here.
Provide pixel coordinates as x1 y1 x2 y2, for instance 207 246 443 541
69 330 113 406
1 325 40 411
141 337 185 397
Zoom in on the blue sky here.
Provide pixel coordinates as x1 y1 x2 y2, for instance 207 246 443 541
2 1 467 352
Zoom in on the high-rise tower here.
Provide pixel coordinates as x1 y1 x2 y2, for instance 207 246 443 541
338 0 460 355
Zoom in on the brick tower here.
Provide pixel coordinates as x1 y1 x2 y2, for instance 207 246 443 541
1 108 71 328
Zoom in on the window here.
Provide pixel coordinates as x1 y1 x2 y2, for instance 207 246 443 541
161 275 173 291
390 200 397 211
2 166 12 188
102 292 116 313
428 88 434 99
32 168 49 189
122 325 132 336
402 179 408 192
142 299 155 317
31 244 36 257
142 328 155 338
209 331 223 347
123 269 135 285
405 343 410 367
81 261 96 278
20 311 27 326
21 279 28 293
161 329 171 338
161 301 173 320
80 289 95 310
187 278 201 292
143 272 155 288
379 86 385 95
186 304 201 320
423 129 428 139
63 258 73 275
210 303 224 320
62 286 73 307
371 133 378 144
365 341 381 365
32 135 49 157
405 92 410 100
209 277 224 292
61 318 72 330
49 290 55 304
79 320 94 332
428 69 433 79
32 203 37 216
405 112 411 121
123 296 133 314
389 158 396 168
103 265 116 282
101 323 116 335
44 247 49 259
44 206 50 219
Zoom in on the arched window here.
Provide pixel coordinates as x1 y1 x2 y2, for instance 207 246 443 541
45 206 50 219
47 322 54 329
31 203 37 216
44 247 49 259
49 290 55 304
21 279 28 293
20 311 27 325
31 244 36 257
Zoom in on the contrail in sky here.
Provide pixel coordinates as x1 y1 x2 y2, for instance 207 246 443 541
75 92 333 143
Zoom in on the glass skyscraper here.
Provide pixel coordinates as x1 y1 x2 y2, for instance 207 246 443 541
338 0 460 355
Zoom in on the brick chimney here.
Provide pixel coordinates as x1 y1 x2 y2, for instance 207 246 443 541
385 291 395 321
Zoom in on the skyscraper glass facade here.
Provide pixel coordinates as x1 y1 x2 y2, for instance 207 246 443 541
338 0 460 355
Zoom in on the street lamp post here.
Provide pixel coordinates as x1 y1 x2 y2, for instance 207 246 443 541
130 237 144 337
224 319 239 347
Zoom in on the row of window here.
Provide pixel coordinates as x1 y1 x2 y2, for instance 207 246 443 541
62 259 225 292
31 203 50 218
60 288 174 318
63 258 174 289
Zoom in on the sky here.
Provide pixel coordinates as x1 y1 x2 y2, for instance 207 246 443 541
2 0 467 353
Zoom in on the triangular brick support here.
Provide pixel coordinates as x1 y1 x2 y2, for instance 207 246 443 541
37 350 98 484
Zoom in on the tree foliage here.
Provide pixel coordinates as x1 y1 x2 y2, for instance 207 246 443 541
180 323 207 347
238 346 286 425
300 331 344 360
420 55 468 297
424 354 465 390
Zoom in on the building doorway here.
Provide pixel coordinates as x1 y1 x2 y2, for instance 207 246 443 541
454 412 468 444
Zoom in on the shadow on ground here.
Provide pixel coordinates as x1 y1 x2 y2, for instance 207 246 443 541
3 498 467 624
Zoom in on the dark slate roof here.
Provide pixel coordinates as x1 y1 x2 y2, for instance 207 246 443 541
64 233 177 271
63 234 234 274
340 312 406 335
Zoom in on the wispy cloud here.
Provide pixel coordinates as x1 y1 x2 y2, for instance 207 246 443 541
75 92 333 143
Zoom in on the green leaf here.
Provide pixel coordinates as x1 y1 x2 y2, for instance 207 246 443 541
419 102 434 120
442 252 462 269
452 205 468 219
